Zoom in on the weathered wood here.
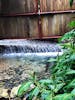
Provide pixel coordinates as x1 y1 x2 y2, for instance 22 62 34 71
0 14 75 39
1 0 75 14
29 17 39 38
41 14 75 37
1 0 36 14
0 0 75 39
40 0 75 12
0 17 39 38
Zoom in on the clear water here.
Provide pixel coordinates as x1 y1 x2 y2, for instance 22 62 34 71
0 40 63 88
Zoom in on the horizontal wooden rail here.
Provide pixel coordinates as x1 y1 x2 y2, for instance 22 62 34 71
0 10 75 17
0 35 61 40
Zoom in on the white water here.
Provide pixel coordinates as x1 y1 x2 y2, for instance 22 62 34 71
0 52 63 58
0 39 63 58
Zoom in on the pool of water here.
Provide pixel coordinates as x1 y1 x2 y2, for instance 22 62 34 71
0 40 63 89
0 55 52 89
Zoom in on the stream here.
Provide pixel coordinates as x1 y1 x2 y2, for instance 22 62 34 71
0 39 63 89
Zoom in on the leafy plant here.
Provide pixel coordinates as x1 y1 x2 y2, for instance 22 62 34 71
16 29 75 100
68 21 75 28
70 0 74 7
68 0 75 29
16 1 75 99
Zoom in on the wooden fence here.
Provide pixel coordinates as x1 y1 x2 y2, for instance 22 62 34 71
0 0 75 39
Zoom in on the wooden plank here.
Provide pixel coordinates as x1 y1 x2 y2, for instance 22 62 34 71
29 17 39 38
41 14 75 37
16 17 30 38
40 0 47 12
1 0 36 14
0 14 75 39
0 18 5 38
40 0 75 12
41 15 48 36
0 17 39 39
1 0 75 14
1 0 9 14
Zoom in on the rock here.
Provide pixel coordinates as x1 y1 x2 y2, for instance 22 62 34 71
10 85 21 98
0 85 22 99
0 88 9 98
0 55 50 89
0 45 6 53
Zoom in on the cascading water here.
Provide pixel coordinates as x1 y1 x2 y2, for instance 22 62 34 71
0 39 63 58
0 39 63 89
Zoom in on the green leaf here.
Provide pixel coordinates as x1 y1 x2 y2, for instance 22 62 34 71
66 69 75 75
54 83 65 93
71 88 75 95
48 58 57 62
70 53 75 60
54 93 74 100
61 43 72 49
63 93 74 100
54 93 67 100
39 79 53 84
46 94 52 100
68 21 75 28
17 81 32 97
48 85 55 90
66 79 75 89
41 90 51 100
61 29 75 41
30 87 40 98
70 0 74 7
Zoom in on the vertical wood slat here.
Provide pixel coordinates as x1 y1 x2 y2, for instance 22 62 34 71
0 0 36 14
0 0 75 39
40 0 75 12
29 17 39 38
1 0 75 14
0 17 39 38
0 14 75 39
41 14 75 37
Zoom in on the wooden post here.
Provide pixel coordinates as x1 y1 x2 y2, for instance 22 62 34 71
37 0 43 39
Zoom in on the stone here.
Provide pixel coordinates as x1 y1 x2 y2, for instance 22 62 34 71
0 57 48 89
10 85 21 98
0 88 9 98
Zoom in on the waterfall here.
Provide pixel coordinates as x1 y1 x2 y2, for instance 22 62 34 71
0 39 63 58
0 39 63 89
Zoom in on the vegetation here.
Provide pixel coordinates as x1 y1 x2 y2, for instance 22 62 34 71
15 1 75 100
70 0 74 7
16 30 75 100
68 0 75 29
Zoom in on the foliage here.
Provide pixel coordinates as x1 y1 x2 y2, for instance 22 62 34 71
17 1 75 99
68 21 75 28
17 30 75 100
17 81 32 97
68 0 75 29
69 0 74 7
61 29 75 41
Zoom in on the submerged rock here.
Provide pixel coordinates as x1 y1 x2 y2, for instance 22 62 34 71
0 57 49 89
